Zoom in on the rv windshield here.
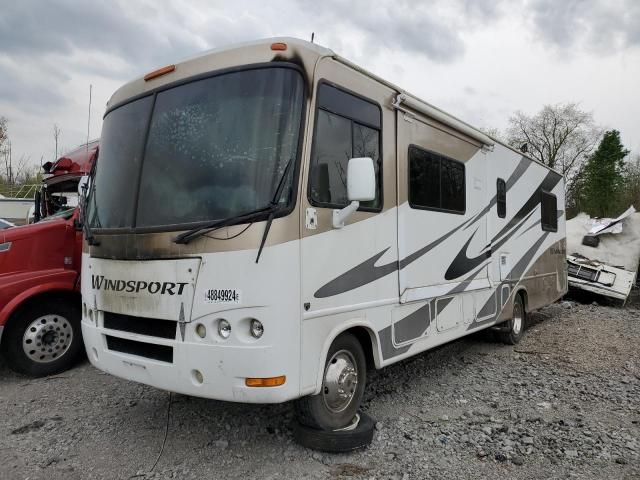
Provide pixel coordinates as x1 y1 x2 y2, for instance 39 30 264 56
89 66 304 230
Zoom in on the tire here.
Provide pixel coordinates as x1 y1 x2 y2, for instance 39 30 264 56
0 298 83 377
295 333 367 430
497 293 526 345
293 411 375 453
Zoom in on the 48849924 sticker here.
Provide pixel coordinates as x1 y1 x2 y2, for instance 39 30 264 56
204 289 242 304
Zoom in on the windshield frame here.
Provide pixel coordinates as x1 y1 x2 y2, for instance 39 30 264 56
92 62 307 235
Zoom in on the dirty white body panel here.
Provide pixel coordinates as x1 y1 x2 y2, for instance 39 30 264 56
82 240 301 402
567 254 636 302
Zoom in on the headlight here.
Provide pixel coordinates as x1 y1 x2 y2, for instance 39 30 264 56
218 319 231 339
250 319 264 339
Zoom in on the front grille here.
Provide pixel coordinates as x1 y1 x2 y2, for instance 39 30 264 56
106 335 173 363
568 263 599 282
103 312 177 339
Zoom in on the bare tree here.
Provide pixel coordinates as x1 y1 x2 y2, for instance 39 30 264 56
0 116 11 183
0 116 7 148
53 123 61 160
479 126 505 143
505 103 602 205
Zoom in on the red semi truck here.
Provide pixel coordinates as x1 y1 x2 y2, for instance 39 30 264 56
0 141 98 376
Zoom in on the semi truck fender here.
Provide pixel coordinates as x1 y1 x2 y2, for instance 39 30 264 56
0 274 79 328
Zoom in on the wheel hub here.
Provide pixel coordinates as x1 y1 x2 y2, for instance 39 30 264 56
512 302 523 335
22 315 73 364
322 350 358 413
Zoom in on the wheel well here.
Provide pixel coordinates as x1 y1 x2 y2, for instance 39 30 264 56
516 288 528 312
344 326 376 371
7 290 80 328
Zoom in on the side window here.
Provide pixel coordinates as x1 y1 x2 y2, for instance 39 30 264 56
309 83 382 210
497 178 506 218
409 145 465 214
541 191 557 232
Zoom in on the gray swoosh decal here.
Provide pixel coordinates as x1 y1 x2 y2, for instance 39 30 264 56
465 155 532 229
444 227 490 280
517 209 564 239
313 247 398 298
315 217 473 298
492 171 561 243
315 164 561 298
469 232 550 330
381 267 486 359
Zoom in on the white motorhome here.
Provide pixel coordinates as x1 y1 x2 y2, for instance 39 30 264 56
81 38 567 430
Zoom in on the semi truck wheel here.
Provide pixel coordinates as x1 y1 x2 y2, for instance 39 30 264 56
1 299 83 377
295 332 367 430
497 294 526 345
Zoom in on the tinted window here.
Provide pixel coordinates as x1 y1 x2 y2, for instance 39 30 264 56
137 68 304 227
88 96 153 228
309 83 382 210
541 191 557 231
409 146 465 214
497 178 506 218
317 85 381 129
89 67 304 230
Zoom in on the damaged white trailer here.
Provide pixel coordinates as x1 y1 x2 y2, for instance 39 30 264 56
567 206 640 303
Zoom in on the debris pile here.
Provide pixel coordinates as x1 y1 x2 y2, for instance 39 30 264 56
566 206 640 303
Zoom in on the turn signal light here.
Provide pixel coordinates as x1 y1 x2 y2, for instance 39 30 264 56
245 376 286 387
270 42 287 51
144 64 176 81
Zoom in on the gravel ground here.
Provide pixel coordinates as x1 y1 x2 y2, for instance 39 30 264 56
1 297 639 480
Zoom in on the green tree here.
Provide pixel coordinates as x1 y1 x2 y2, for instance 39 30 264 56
580 130 629 217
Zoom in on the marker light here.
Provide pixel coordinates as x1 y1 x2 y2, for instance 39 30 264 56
250 319 264 339
218 319 231 339
144 64 176 81
245 376 286 387
195 323 207 338
270 42 287 51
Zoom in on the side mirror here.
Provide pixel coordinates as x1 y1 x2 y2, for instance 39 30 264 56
333 157 375 229
78 175 90 196
347 157 376 202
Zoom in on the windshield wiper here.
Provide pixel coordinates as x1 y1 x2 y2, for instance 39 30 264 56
173 159 293 254
173 205 273 245
255 158 293 263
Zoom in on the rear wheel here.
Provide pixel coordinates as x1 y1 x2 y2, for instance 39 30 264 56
497 293 526 345
295 333 366 430
1 299 83 377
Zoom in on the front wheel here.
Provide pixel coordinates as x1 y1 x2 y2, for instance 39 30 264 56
1 299 83 377
295 333 367 431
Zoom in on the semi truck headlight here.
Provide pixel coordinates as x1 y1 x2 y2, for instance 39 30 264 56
218 319 231 339
250 319 264 339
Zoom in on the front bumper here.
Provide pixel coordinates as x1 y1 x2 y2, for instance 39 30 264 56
81 319 298 403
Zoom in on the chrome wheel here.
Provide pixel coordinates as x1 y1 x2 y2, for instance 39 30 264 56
22 314 73 364
512 301 523 335
322 349 359 413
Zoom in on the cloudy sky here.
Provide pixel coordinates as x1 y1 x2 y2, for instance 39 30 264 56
1 0 639 168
